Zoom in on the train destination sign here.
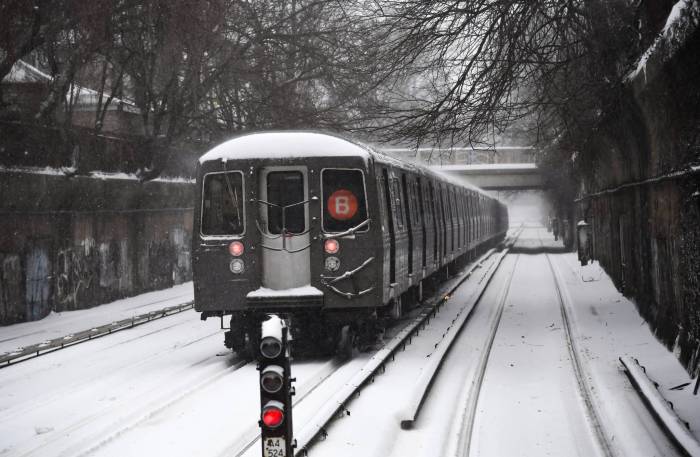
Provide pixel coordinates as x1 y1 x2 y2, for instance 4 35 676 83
327 189 358 220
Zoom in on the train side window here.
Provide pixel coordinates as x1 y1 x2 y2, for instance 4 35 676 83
267 171 305 234
382 168 396 283
322 169 368 232
201 171 245 236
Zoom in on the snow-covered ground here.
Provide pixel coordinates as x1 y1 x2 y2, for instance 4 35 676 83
0 282 194 355
0 227 698 457
312 227 700 457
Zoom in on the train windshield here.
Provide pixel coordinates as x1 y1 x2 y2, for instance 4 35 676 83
201 171 244 236
266 171 305 234
322 169 368 232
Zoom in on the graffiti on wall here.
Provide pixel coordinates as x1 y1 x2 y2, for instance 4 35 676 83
1 215 194 325
0 254 22 323
170 227 191 285
25 244 51 320
55 243 98 310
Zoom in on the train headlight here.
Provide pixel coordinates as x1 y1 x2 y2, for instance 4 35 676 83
260 365 284 393
325 256 340 272
261 401 285 428
228 241 244 256
229 258 245 274
324 238 339 254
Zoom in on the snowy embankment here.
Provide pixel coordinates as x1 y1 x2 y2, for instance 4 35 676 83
627 0 700 84
0 282 194 355
1 227 698 457
554 253 700 445
311 227 700 457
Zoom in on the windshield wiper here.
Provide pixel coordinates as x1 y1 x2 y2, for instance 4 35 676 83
321 218 370 239
221 159 241 227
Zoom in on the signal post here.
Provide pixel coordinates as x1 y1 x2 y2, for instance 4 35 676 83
258 315 295 457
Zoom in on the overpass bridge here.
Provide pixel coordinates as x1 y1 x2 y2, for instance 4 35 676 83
381 146 545 191
432 163 545 191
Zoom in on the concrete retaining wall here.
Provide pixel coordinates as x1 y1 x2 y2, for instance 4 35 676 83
0 171 195 324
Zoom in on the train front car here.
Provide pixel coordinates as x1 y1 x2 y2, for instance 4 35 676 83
193 132 380 356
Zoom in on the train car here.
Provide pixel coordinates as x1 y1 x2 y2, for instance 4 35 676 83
192 131 508 356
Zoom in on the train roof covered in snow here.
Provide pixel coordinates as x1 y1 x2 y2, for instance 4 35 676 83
198 130 492 197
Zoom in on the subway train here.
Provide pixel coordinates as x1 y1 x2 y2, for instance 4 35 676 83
192 131 508 356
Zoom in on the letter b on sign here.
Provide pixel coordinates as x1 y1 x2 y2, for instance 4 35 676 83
328 189 358 220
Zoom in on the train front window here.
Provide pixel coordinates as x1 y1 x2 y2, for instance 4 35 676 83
322 169 368 232
266 171 305 234
201 171 244 236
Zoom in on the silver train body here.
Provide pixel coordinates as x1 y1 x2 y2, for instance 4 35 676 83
192 132 508 353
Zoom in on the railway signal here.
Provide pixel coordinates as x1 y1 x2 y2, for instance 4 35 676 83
258 315 295 457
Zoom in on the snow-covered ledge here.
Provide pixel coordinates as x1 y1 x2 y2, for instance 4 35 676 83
626 0 700 86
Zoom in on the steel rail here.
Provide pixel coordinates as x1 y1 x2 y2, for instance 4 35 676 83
543 237 616 457
291 228 523 456
227 286 455 457
0 300 194 367
399 234 520 429
445 252 520 457
556 250 699 456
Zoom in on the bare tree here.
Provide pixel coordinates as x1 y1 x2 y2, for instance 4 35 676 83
363 0 647 149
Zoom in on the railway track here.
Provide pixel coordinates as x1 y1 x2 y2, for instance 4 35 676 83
0 300 195 367
13 225 688 457
302 226 621 457
247 228 524 457
66 239 515 457
543 245 615 457
440 227 615 457
0 231 521 457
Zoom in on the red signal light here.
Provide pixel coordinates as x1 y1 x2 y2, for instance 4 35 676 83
262 403 284 428
324 238 339 254
228 241 244 256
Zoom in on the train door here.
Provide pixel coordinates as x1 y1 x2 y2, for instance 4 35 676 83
401 174 413 281
440 185 449 257
416 178 427 270
429 182 440 265
258 166 310 289
453 189 460 252
465 191 474 249
381 169 396 286
390 174 407 289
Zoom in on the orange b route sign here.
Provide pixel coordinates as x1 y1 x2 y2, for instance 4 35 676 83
327 189 358 220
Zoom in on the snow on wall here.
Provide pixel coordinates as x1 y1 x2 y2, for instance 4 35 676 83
626 0 700 83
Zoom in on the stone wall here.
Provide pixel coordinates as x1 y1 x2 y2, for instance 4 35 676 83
0 120 201 177
0 171 195 324
576 16 700 374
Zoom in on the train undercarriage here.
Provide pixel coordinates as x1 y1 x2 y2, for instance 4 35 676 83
222 308 383 359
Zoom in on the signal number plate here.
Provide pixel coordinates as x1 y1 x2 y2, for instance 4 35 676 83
263 437 286 457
